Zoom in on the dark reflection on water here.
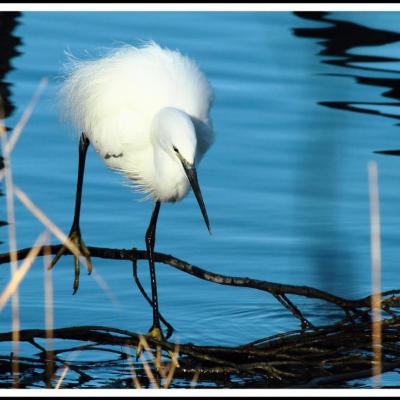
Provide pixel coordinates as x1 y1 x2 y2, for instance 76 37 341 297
0 11 22 121
293 12 400 306
294 12 400 129
291 12 358 297
0 11 22 243
291 12 400 297
294 12 400 72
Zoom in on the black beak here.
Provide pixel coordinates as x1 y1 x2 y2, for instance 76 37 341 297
179 158 211 234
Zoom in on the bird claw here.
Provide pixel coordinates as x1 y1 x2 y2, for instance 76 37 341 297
147 325 164 342
147 328 179 369
48 228 93 294
136 325 165 370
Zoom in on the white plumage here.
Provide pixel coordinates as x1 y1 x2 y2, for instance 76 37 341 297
60 41 214 202
52 41 214 338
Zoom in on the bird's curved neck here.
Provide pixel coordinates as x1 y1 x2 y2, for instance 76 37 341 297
152 145 189 203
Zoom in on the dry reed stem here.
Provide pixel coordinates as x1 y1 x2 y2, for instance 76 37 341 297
1 133 20 386
54 350 81 389
54 365 69 389
0 231 49 310
139 355 159 389
190 370 200 388
163 342 180 389
3 77 48 155
167 342 180 369
0 77 48 183
137 334 166 379
0 116 4 187
125 346 142 389
13 185 80 258
90 268 121 308
0 118 5 137
44 242 54 387
368 161 382 388
138 335 160 388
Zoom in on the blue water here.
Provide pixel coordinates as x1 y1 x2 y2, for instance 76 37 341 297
1 11 400 387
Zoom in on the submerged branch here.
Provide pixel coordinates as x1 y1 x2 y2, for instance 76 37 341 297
0 317 399 388
0 245 394 316
1 245 400 387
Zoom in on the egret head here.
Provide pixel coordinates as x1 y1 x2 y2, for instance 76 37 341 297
152 107 211 233
152 107 197 163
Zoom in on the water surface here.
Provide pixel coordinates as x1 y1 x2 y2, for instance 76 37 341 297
1 11 400 387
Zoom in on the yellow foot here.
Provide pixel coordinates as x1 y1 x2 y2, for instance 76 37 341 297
48 228 93 294
136 326 166 371
148 326 163 341
135 326 179 372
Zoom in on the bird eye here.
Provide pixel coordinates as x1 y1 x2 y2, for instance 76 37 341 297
173 146 179 153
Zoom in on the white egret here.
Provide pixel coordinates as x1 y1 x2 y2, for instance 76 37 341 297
50 41 214 340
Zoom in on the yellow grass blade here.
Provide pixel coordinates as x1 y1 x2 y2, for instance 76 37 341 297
368 161 382 388
125 347 142 389
139 355 159 389
138 334 166 380
54 365 69 389
137 336 160 388
90 269 121 308
54 350 81 389
1 133 20 386
0 119 5 137
190 370 200 389
0 117 4 192
163 343 180 389
44 242 54 387
0 231 49 311
4 77 48 155
44 242 54 334
0 76 48 387
13 185 80 258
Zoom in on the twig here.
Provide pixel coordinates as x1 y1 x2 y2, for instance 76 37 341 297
1 319 399 388
0 245 386 314
273 293 314 330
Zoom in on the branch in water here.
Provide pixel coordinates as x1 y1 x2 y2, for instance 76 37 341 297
1 245 400 387
0 245 399 318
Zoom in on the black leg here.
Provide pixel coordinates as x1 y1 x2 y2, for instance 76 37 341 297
71 133 90 230
145 201 162 334
132 258 174 339
49 132 92 294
